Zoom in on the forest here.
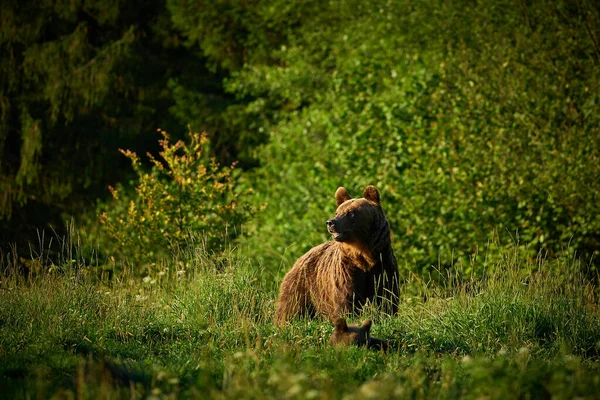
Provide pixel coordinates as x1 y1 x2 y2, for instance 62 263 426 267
1 0 600 398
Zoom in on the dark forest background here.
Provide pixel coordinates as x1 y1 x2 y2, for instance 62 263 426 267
2 0 599 275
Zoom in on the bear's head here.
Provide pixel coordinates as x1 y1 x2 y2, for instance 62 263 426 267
329 318 390 351
329 318 372 347
326 185 388 248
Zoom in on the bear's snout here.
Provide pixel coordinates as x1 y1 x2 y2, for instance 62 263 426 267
327 219 346 241
326 219 336 231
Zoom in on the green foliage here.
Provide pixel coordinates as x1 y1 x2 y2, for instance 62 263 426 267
167 0 318 70
165 0 324 168
0 0 220 252
224 0 600 273
99 129 257 265
1 242 599 398
0 0 134 217
5 0 598 280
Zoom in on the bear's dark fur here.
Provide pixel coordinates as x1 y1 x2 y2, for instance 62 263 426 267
274 185 400 325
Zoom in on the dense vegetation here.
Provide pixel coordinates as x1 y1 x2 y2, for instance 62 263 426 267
2 0 600 397
2 0 599 273
235 0 600 272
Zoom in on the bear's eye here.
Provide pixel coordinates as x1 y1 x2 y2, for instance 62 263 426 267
348 211 355 218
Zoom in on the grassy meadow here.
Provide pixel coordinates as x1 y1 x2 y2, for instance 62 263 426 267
1 234 599 399
3 1 600 398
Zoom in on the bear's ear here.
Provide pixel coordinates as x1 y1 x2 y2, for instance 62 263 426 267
335 187 352 206
334 318 348 332
360 320 372 334
363 185 380 205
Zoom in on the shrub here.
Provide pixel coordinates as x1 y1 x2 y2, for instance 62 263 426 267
229 0 600 275
99 128 257 266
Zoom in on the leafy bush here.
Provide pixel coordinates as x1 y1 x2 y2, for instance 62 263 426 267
99 129 257 266
218 0 600 274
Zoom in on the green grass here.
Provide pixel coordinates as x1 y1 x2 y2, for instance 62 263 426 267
1 243 599 399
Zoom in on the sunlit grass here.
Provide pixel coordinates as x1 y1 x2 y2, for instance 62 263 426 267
1 237 599 399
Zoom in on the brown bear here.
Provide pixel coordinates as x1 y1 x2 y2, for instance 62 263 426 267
329 318 389 351
274 185 400 325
